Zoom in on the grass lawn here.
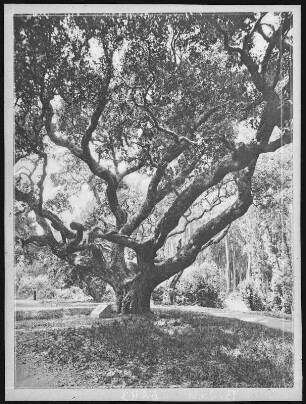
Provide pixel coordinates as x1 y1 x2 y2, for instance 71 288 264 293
15 309 293 388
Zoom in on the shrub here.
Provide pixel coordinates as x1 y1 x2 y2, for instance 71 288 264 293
15 308 64 321
78 276 107 302
270 271 293 314
55 286 93 301
151 285 165 305
175 265 224 308
176 280 223 308
100 285 116 303
196 283 222 307
17 274 54 299
238 279 266 311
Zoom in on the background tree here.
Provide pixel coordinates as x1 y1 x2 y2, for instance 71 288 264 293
14 12 293 314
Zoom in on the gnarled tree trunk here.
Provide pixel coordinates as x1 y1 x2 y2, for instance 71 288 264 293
115 274 157 315
111 255 160 315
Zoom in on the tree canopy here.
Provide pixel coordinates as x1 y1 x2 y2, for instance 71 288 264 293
14 12 293 314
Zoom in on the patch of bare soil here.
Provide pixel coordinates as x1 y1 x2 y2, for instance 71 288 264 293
15 315 123 388
16 358 78 388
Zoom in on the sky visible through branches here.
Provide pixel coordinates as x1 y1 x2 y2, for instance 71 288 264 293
14 12 289 236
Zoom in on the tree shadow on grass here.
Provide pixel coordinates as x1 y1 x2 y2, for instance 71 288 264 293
149 309 293 388
15 309 293 388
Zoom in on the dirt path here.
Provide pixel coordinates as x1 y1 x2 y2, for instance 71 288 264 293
153 305 293 332
15 316 122 335
14 300 293 332
15 358 83 388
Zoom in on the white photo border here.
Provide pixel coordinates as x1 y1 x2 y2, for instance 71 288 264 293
5 4 302 401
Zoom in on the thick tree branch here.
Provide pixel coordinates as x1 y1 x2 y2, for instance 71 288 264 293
213 21 267 94
44 101 127 228
191 104 224 132
21 215 85 260
145 83 290 250
15 187 76 240
256 24 271 42
36 38 126 229
62 222 85 255
241 97 265 112
119 159 147 180
132 94 198 146
255 91 286 144
201 223 231 251
22 234 57 248
62 244 116 288
257 14 292 53
81 94 110 151
165 182 232 241
243 13 267 49
120 143 188 236
261 25 285 81
146 143 259 252
36 153 48 215
88 227 141 251
20 217 113 282
157 153 203 198
155 160 257 281
44 103 84 158
259 129 292 153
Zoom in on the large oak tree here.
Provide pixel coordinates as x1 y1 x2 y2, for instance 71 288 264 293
14 12 293 314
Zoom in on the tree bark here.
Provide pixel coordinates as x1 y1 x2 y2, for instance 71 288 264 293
114 273 157 315
225 235 231 293
247 251 251 280
233 249 236 291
